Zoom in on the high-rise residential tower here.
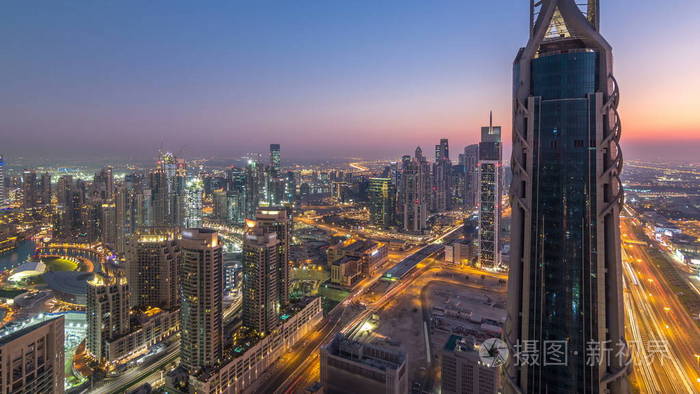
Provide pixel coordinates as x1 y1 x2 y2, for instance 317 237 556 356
126 227 181 311
179 228 223 374
87 274 130 363
253 207 290 307
505 1 629 393
477 113 502 268
242 222 280 334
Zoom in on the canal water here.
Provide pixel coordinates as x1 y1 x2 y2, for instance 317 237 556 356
0 240 36 272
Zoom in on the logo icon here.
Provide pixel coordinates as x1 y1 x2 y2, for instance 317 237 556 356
479 338 509 367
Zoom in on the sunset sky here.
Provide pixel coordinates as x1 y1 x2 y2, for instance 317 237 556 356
2 1 699 162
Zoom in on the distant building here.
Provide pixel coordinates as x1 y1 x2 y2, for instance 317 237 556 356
22 169 37 210
477 113 502 268
398 148 431 233
432 138 452 212
40 172 52 206
179 228 223 374
441 335 498 394
368 177 395 228
270 144 281 176
320 333 408 394
100 201 117 248
0 155 5 208
463 144 479 209
0 316 64 393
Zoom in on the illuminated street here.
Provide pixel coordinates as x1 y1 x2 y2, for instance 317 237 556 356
1 1 698 393
620 214 700 393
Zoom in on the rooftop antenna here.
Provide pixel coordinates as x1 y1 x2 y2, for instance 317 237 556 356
489 110 493 130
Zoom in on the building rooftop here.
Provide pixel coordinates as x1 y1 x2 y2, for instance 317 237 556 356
0 315 63 345
332 256 359 267
444 334 477 354
326 333 405 372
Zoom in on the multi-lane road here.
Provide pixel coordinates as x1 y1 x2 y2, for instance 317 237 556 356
254 221 466 393
620 215 700 393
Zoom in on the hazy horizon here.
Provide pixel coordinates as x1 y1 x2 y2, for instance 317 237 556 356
2 1 699 163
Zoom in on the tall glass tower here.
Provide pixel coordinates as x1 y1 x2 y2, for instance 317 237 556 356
478 113 502 268
0 155 5 209
505 1 629 393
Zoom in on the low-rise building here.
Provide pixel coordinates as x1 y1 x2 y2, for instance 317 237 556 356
330 256 362 287
104 307 179 364
327 239 388 278
445 241 474 265
320 333 408 394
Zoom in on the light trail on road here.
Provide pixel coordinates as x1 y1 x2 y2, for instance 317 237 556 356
621 217 700 393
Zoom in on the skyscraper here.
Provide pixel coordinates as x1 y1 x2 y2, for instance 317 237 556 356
184 178 203 228
0 155 6 209
244 157 265 219
40 173 51 206
478 112 502 268
270 143 281 176
100 201 117 247
432 138 452 212
253 207 290 307
505 1 628 393
398 148 431 233
87 274 130 363
126 227 181 311
242 222 280 334
368 177 396 228
179 228 223 373
22 169 37 210
463 144 479 208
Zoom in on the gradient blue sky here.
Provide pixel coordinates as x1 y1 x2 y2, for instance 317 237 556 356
2 1 699 162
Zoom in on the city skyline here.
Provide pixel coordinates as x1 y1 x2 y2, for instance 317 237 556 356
2 1 699 161
0 2 699 393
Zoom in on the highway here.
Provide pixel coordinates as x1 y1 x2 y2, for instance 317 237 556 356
254 221 465 393
620 215 700 393
89 341 179 394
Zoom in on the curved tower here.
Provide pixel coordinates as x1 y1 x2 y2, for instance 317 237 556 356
505 1 630 393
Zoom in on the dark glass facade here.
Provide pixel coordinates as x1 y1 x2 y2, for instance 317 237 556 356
527 51 599 392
